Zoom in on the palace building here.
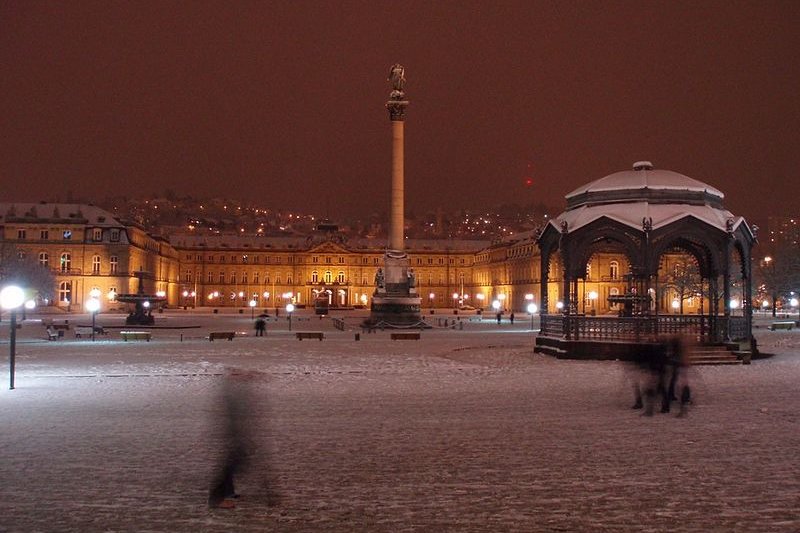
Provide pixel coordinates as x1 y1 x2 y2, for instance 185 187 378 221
0 164 756 339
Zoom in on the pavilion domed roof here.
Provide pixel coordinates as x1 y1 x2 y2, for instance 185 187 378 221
547 162 751 237
565 161 724 204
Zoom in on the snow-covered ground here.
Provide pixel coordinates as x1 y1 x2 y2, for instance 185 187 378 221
1 310 798 532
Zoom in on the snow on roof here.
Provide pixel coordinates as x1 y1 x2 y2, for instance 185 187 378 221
551 200 744 234
566 167 724 200
0 202 122 226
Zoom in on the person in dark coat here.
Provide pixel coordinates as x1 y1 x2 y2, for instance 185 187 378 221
254 318 266 337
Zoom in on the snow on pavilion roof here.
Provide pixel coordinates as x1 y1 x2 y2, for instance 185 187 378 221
547 162 751 236
550 200 747 235
565 168 724 200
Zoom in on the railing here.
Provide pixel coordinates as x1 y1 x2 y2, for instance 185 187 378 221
539 314 749 343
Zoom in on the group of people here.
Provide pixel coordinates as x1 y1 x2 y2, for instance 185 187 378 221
630 335 693 417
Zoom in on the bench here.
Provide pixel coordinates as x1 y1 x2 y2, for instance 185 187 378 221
209 331 235 341
769 321 795 331
296 332 324 341
390 332 421 341
120 331 152 342
74 326 93 338
46 327 58 341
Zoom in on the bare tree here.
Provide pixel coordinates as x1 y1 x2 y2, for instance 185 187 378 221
0 244 56 302
662 261 703 314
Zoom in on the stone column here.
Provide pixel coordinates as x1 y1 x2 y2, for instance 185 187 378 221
387 98 408 252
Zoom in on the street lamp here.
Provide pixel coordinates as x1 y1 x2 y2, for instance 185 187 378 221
85 297 100 341
1 285 25 390
286 303 295 331
249 299 257 319
526 302 538 330
452 292 459 310
671 299 680 314
790 297 799 321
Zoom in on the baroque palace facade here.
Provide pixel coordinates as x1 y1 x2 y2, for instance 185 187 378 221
1 201 699 316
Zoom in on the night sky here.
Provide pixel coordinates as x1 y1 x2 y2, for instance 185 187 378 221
2 1 798 225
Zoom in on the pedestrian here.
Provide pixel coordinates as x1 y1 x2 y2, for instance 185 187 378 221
496 312 502 324
254 317 266 337
209 372 252 509
509 312 515 324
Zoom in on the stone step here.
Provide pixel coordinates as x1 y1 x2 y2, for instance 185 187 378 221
689 347 741 365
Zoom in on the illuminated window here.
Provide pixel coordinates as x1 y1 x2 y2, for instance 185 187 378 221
58 281 72 302
324 271 332 284
92 255 101 274
312 271 319 283
253 272 259 284
207 271 213 283
93 228 102 241
110 229 120 242
39 252 49 267
17 229 26 239
60 253 71 272
337 271 345 283
610 261 619 280
110 255 118 274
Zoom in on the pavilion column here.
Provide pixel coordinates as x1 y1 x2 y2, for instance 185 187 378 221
540 251 549 314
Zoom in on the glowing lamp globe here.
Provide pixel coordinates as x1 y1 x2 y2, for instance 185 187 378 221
0 286 25 310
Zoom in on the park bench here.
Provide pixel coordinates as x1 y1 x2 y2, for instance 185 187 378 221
769 321 795 331
209 331 235 341
74 326 93 338
120 331 152 342
46 327 58 341
390 332 420 340
296 332 324 341
75 326 108 338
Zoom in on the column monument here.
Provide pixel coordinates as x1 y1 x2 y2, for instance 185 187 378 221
367 64 423 327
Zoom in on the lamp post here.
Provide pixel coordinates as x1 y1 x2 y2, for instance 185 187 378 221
85 297 100 341
791 296 799 322
249 299 257 319
1 285 25 390
286 303 295 331
526 302 538 330
588 290 598 315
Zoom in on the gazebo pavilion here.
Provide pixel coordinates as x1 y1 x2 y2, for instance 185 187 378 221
535 162 756 360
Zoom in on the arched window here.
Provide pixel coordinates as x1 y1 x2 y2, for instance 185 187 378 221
324 271 332 284
92 255 101 274
110 255 118 274
609 261 619 280
60 253 71 273
58 281 72 302
337 271 345 283
610 287 620 309
312 271 319 284
39 252 49 267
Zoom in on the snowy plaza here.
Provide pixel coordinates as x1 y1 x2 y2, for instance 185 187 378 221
1 310 798 532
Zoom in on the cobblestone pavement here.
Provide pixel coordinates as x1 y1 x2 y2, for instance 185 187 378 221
0 326 798 532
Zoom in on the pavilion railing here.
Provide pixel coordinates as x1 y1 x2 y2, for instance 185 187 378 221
539 314 748 343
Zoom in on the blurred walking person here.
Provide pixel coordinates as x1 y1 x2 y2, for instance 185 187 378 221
208 371 253 509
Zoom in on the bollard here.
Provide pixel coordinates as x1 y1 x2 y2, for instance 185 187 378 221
355 333 360 341
180 333 184 342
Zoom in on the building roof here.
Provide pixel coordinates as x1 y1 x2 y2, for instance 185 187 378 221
549 162 752 238
565 162 724 201
0 202 122 226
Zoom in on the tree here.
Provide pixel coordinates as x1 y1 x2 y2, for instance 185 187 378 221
757 246 800 316
662 261 703 314
0 244 56 302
